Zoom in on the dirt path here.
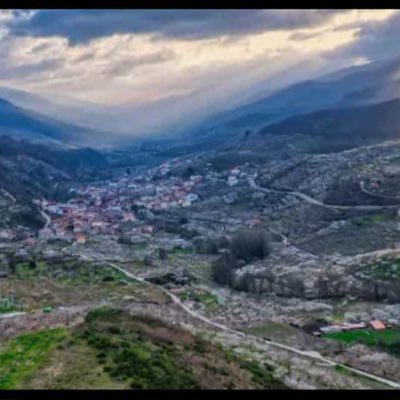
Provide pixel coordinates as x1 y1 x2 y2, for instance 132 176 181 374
77 252 400 389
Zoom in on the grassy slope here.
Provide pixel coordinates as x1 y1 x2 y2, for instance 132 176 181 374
0 328 66 389
322 328 400 356
16 307 288 389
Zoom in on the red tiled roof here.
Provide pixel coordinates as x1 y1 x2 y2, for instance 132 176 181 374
369 320 386 330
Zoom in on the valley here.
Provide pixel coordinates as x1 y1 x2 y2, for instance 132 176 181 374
2 133 400 389
1 33 400 390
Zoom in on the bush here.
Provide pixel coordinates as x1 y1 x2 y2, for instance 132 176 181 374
211 251 236 286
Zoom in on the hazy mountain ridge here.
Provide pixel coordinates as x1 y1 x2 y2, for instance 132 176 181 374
259 98 400 148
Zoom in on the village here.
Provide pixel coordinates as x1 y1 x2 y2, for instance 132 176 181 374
32 156 256 247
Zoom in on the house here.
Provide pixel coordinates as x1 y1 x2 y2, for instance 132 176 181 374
320 325 343 334
246 218 261 227
141 225 155 234
369 320 386 330
75 234 86 245
122 212 135 222
47 205 63 216
342 322 367 330
39 228 52 239
185 193 199 203
320 322 367 333
0 230 13 240
227 176 238 187
25 237 37 246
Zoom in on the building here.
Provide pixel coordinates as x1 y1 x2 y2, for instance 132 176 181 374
25 237 37 246
122 212 135 222
185 193 199 203
227 176 239 187
369 320 386 330
246 218 261 227
75 234 86 245
320 322 366 334
141 225 155 234
320 325 343 334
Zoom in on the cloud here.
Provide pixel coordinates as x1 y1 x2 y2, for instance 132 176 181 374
323 11 400 62
8 10 344 44
0 9 398 137
0 58 61 81
100 49 176 77
289 28 330 41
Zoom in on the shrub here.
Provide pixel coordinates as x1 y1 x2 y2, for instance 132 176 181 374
211 251 236 286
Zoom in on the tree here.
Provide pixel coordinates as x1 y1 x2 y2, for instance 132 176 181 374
229 228 270 263
212 228 270 287
212 250 236 286
158 248 168 260
8 259 16 274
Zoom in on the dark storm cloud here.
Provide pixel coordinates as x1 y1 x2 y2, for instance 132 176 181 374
7 10 344 44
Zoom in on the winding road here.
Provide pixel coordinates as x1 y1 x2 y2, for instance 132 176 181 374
249 178 400 211
360 181 400 201
0 189 16 203
77 251 400 389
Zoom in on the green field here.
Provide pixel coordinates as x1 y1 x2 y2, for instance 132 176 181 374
0 328 66 389
322 328 400 356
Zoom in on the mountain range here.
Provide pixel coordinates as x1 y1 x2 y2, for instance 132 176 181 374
0 55 399 153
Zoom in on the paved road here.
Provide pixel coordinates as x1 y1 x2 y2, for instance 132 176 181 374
78 252 400 389
249 178 400 211
360 181 400 201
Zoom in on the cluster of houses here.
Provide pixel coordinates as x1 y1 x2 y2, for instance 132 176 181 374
314 319 389 336
4 155 259 248
134 175 202 210
37 162 209 245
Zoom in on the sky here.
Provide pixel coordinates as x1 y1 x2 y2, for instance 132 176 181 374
0 9 399 134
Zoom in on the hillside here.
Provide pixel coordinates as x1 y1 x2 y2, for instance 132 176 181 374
0 97 116 148
259 98 400 149
178 56 400 152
